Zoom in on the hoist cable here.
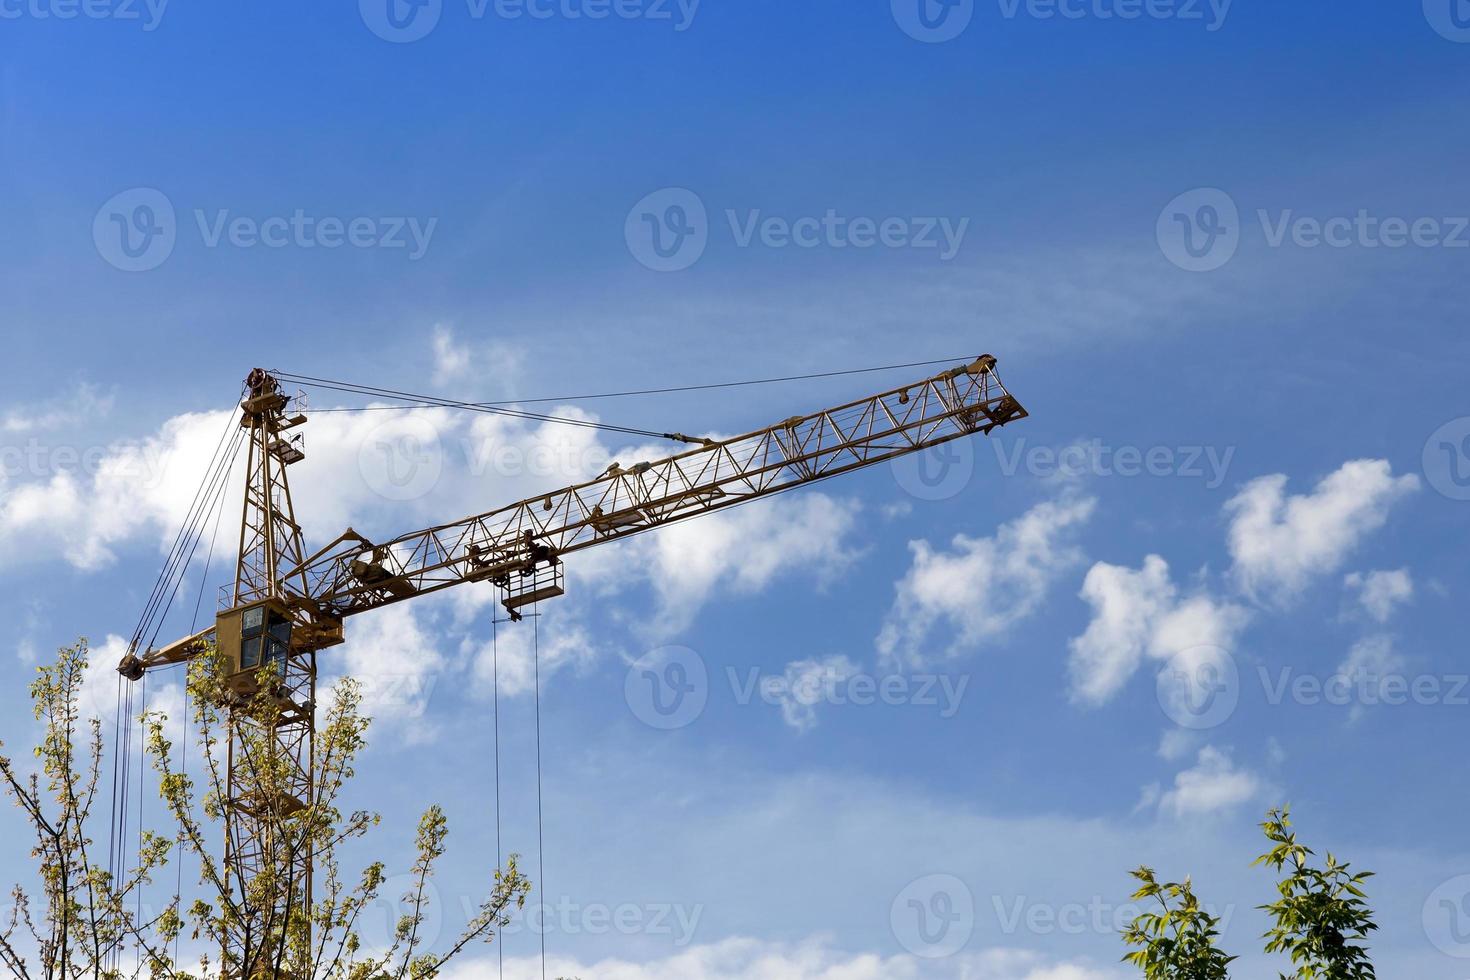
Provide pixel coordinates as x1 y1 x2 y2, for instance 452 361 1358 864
532 607 546 980
130 405 244 654
146 425 243 652
172 482 224 970
135 671 147 973
492 615 503 980
129 397 240 651
293 355 971 410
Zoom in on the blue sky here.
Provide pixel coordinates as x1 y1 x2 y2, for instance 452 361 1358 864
2 1 1469 976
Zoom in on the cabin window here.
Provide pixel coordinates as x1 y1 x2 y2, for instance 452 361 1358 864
239 606 291 675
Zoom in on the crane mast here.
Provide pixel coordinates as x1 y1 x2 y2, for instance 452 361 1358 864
118 355 1028 977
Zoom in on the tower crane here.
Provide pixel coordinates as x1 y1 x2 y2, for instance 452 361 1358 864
116 355 1028 977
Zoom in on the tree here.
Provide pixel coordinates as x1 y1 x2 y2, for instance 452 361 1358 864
1121 807 1377 980
0 640 172 978
1254 807 1377 980
0 639 530 979
1121 868 1235 980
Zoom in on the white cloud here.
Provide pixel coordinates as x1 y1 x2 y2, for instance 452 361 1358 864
431 325 472 385
1157 728 1199 762
602 494 863 640
1157 746 1263 818
1067 556 1248 706
877 497 1096 669
1344 568 1413 623
76 634 187 748
0 408 236 571
1 382 114 433
767 655 862 733
445 940 1124 980
467 607 602 700
321 603 446 743
1334 634 1408 723
1225 460 1418 603
0 396 616 576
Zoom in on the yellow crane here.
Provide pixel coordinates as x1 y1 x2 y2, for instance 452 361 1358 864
117 355 1027 977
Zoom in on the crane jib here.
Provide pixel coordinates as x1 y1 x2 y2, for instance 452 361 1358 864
295 354 1025 620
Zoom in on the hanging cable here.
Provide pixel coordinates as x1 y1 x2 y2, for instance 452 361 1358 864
129 406 246 655
274 374 701 446
128 398 239 652
492 615 503 980
294 355 970 411
171 469 224 970
144 425 245 653
135 672 147 974
533 607 546 980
